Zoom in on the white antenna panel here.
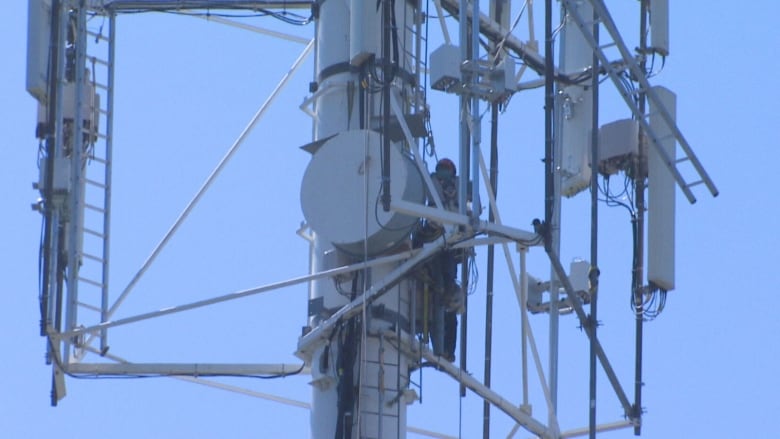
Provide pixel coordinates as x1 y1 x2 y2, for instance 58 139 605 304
648 86 676 291
560 1 595 197
26 0 52 103
650 0 670 56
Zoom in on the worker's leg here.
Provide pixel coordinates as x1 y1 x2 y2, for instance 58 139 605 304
429 252 446 295
430 292 446 357
443 311 457 362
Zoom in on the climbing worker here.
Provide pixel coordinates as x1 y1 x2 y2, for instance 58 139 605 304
419 157 465 362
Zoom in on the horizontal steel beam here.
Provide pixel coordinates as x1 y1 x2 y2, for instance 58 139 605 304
88 0 313 12
80 346 455 438
66 362 308 376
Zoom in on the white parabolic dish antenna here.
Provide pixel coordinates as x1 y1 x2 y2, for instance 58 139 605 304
300 129 424 257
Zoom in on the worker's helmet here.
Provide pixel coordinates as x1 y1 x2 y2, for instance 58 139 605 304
436 158 456 176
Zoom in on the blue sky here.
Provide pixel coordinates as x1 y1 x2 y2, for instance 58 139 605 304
3 1 779 438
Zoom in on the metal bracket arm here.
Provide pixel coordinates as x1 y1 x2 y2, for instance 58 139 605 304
391 199 541 245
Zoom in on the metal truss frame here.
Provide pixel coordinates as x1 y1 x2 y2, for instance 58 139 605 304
36 1 716 438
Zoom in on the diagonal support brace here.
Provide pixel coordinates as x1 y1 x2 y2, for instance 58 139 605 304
545 246 637 424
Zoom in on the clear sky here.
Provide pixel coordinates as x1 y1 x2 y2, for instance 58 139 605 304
3 1 779 438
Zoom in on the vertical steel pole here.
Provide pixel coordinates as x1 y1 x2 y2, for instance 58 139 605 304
458 1 469 218
459 249 468 398
519 246 529 409
100 12 116 354
65 0 88 365
469 0 481 225
41 0 64 340
544 0 560 424
46 0 70 405
588 7 600 438
457 0 471 399
50 0 68 339
381 0 392 212
633 2 649 434
483 1 507 435
482 99 499 439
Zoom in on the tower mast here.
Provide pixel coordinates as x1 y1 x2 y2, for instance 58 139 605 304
301 1 423 437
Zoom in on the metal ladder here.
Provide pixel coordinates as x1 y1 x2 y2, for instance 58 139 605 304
562 0 718 204
74 11 115 357
358 336 405 439
402 4 428 119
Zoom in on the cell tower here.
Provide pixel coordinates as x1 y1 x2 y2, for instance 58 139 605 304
27 0 717 437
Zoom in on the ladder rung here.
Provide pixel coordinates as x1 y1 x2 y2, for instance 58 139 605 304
82 253 105 263
86 178 106 189
84 227 105 239
99 108 110 116
599 42 617 50
90 156 108 165
675 157 690 164
686 180 705 188
97 133 108 140
77 301 102 312
87 31 109 42
88 56 109 67
95 82 108 91
85 203 105 213
78 276 105 288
